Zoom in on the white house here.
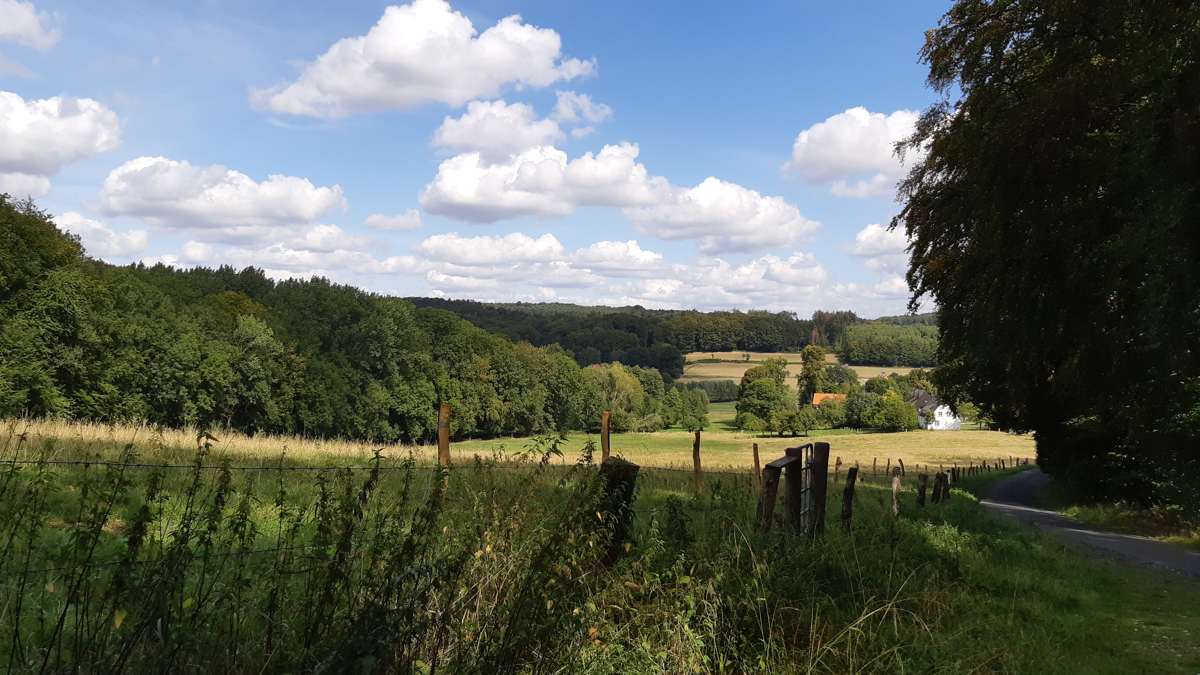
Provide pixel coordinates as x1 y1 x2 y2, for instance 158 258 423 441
925 404 962 431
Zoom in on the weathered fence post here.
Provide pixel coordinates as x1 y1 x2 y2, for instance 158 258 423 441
917 473 929 507
809 442 830 537
872 457 877 480
599 457 639 565
834 456 842 484
692 430 703 493
841 466 858 531
600 410 611 462
784 449 806 534
757 465 782 532
891 468 902 518
752 442 761 491
898 458 906 477
886 458 891 476
437 403 451 467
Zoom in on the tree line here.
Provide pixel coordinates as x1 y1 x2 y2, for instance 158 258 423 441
0 197 707 442
839 323 938 367
409 300 935 370
733 345 929 436
899 0 1200 510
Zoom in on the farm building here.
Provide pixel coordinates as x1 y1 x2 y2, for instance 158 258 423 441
925 405 963 431
909 389 963 430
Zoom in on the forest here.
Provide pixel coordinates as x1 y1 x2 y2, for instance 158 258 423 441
839 323 939 366
409 299 937 372
0 196 713 442
1 195 938 444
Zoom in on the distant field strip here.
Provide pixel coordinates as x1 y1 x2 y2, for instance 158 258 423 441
680 351 914 385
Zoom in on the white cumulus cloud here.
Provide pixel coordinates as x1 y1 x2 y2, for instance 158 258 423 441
251 0 594 118
100 156 347 229
552 90 612 124
433 99 562 159
0 171 49 197
55 212 147 258
421 142 815 253
0 0 60 50
626 177 819 253
416 231 564 266
851 223 907 256
0 91 120 195
365 209 422 231
785 106 919 198
570 240 662 275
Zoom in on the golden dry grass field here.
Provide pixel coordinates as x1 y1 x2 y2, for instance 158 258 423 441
680 351 915 386
5 409 1033 475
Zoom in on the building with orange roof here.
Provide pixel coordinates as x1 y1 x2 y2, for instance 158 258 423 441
811 392 847 406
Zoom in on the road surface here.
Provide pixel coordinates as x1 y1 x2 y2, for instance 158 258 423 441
981 469 1200 577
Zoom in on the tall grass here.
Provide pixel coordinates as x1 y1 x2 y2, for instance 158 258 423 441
1 426 1198 673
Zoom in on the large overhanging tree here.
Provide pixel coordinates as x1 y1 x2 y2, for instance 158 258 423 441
897 0 1200 506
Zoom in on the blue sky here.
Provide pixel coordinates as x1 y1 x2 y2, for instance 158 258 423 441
0 0 949 317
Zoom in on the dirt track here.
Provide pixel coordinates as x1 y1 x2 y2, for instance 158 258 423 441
981 470 1200 578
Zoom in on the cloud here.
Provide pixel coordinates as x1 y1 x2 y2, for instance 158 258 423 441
870 275 909 296
0 0 60 50
365 209 422 231
426 270 500 291
181 240 214 263
416 231 564 266
851 223 906 256
785 106 919 198
100 156 346 229
0 171 49 197
419 143 666 222
552 90 612 124
570 239 663 275
850 222 908 274
421 142 815 252
626 177 819 253
432 99 562 159
0 91 121 194
251 0 594 118
55 212 147 258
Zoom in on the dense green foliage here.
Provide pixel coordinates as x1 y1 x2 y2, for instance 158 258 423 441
409 300 932 368
0 198 693 442
680 378 738 403
839 323 938 367
899 0 1200 508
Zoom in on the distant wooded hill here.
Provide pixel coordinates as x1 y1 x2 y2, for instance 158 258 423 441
407 298 938 372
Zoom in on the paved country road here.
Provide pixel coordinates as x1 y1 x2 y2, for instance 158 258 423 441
981 469 1200 578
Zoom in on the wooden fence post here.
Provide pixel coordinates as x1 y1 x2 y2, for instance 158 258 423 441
898 458 906 477
886 458 891 476
757 465 782 532
834 456 842 484
437 403 451 467
809 442 830 537
841 466 858 531
692 430 703 493
872 457 877 480
891 468 902 518
917 473 929 507
752 443 761 491
600 410 611 462
599 457 639 565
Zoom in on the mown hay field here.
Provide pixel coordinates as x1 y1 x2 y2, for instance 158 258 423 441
7 412 1033 474
680 351 915 386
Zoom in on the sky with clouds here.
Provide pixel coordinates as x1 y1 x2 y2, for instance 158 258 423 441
0 0 947 317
